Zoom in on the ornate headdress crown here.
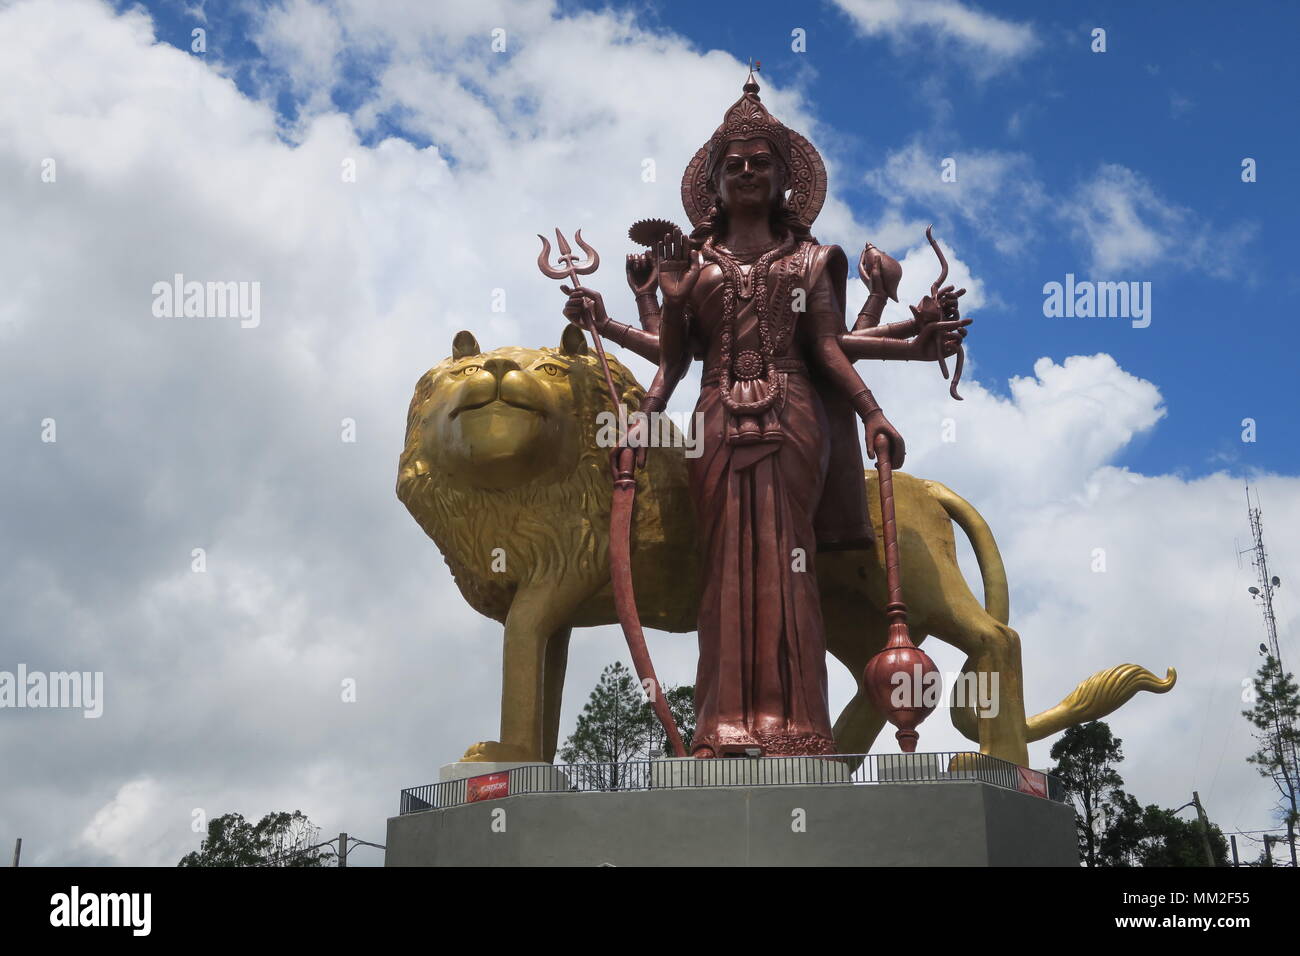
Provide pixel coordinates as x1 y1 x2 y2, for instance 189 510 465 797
703 70 793 176
681 69 827 229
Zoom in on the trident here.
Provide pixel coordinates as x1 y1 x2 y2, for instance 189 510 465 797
535 230 623 413
536 228 688 759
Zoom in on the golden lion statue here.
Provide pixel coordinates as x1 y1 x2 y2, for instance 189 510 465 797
398 327 1175 767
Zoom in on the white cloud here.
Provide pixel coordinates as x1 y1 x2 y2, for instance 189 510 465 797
864 142 1048 255
1063 163 1255 277
81 778 169 864
844 351 1300 845
831 0 1037 74
254 0 346 112
865 147 1256 280
0 0 1293 865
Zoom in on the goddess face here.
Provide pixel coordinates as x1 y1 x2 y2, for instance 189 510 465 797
712 137 785 215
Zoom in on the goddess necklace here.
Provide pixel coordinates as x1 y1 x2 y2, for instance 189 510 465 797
702 234 796 415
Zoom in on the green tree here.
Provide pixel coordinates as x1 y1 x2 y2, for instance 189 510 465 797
1242 654 1300 866
179 810 335 867
1099 793 1228 867
1096 790 1144 867
559 662 652 789
1050 721 1128 867
644 684 696 759
1133 805 1228 867
559 661 694 788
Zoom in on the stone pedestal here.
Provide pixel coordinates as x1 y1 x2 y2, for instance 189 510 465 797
438 761 571 792
439 761 561 784
650 756 850 788
876 752 942 782
385 779 1080 867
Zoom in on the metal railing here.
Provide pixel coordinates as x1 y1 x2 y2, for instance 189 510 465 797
399 752 1067 814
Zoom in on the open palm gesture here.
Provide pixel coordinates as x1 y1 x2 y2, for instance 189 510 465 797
656 228 700 307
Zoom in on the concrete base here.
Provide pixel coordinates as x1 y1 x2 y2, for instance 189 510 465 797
876 752 943 781
385 779 1080 867
439 761 560 783
650 756 850 788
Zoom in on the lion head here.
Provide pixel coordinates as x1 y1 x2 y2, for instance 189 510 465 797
398 325 647 621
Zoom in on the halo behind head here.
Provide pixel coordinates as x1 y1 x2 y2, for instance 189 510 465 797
681 71 826 229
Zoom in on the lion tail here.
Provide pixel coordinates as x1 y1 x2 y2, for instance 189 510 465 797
949 654 1178 747
923 479 1010 624
925 481 1177 745
1024 664 1177 742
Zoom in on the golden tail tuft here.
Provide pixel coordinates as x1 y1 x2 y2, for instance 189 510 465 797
1025 664 1177 743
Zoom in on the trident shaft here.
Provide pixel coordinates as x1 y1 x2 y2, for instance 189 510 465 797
536 229 624 420
536 228 688 759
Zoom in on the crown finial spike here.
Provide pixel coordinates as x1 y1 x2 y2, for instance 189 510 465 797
743 58 761 95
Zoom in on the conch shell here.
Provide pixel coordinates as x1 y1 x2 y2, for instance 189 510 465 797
859 242 902 303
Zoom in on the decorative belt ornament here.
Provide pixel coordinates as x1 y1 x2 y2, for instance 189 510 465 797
733 349 764 381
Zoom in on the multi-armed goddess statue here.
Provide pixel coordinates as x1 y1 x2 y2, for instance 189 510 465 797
560 70 969 757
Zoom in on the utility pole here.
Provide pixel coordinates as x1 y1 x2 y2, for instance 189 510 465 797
1191 791 1217 867
11 838 20 867
1244 482 1299 866
338 832 348 868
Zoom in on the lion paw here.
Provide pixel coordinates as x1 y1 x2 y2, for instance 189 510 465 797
462 740 538 763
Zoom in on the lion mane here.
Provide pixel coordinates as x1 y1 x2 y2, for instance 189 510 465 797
397 337 646 624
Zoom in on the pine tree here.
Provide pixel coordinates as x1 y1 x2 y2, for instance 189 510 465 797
559 662 654 789
1242 654 1300 866
558 662 694 788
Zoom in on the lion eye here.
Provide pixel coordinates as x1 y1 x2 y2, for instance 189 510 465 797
536 363 567 377
457 365 481 375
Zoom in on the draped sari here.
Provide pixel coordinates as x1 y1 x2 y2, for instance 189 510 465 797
685 239 870 757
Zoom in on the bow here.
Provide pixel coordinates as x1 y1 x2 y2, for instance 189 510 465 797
923 225 965 401
538 228 688 758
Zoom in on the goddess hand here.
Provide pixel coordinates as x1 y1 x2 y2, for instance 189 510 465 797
858 242 901 300
656 228 700 307
626 252 658 297
911 285 966 324
912 317 971 361
864 411 906 469
611 416 651 475
859 246 884 295
562 284 609 331
936 284 965 322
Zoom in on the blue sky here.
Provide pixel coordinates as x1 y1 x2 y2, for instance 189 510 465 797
3 0 1296 863
634 1 1293 481
134 0 1299 479
613 0 1298 480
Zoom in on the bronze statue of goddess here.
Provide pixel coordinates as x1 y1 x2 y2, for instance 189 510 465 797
564 73 967 757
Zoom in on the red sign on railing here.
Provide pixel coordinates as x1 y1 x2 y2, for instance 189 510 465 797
466 771 510 803
1016 766 1048 798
